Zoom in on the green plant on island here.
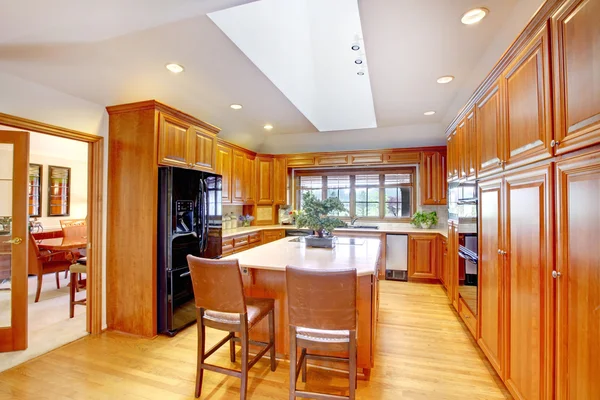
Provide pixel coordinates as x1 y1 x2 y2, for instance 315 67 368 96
411 211 438 229
295 192 348 238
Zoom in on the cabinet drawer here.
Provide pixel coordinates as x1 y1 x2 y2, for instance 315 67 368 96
222 237 234 254
263 229 285 244
248 232 262 244
459 297 477 338
233 244 249 253
233 235 249 248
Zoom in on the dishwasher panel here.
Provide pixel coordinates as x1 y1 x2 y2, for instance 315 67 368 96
386 234 408 281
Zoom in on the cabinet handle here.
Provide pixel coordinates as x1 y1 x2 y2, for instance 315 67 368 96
552 270 562 279
551 140 560 148
497 249 507 255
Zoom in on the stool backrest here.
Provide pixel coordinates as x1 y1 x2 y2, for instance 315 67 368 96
286 266 357 331
187 256 246 314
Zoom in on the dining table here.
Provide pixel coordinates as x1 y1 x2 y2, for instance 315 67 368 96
37 236 87 252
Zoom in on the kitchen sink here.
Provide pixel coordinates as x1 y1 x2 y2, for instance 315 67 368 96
344 225 379 230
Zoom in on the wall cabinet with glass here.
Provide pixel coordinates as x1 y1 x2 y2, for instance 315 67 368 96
28 164 42 217
48 165 70 217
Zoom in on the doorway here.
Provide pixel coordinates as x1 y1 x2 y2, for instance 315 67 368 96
0 113 103 369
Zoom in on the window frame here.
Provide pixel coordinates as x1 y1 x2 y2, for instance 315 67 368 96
295 167 416 222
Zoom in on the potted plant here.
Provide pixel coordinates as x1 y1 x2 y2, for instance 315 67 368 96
295 192 347 248
411 211 438 229
238 214 255 227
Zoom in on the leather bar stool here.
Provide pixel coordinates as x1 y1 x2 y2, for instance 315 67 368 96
187 256 277 399
286 265 357 400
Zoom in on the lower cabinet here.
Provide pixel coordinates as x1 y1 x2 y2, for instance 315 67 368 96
223 229 285 255
262 229 285 244
439 236 448 288
408 234 438 280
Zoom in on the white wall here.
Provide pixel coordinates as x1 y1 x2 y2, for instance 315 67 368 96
0 70 109 328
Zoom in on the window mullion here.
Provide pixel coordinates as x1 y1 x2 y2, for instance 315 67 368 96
379 174 385 219
350 175 356 217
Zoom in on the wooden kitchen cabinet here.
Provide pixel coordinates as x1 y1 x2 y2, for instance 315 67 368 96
552 0 600 155
408 234 437 280
456 119 467 180
262 229 285 244
256 156 274 205
157 113 217 172
231 149 245 204
448 222 459 307
274 157 287 204
503 165 554 400
555 150 600 399
476 81 504 178
478 177 504 379
465 108 477 180
447 130 459 181
503 23 553 169
439 236 448 289
420 151 447 205
216 143 232 203
244 153 256 204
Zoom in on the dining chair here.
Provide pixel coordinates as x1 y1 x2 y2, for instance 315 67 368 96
28 233 73 302
69 257 87 318
187 256 277 399
286 265 358 400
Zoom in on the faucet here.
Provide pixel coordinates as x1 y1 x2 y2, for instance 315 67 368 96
350 216 359 226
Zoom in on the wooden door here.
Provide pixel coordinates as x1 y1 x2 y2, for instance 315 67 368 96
274 157 287 204
466 108 477 180
504 165 554 400
477 81 505 178
256 156 274 205
503 23 553 169
0 131 29 352
189 127 216 172
216 144 232 203
439 151 447 204
231 149 245 204
158 113 191 168
552 0 600 155
244 154 255 204
556 151 600 399
478 177 504 378
408 234 437 280
421 152 437 205
457 119 467 180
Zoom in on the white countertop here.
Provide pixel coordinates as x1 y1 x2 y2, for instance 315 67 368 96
223 224 448 238
222 237 381 276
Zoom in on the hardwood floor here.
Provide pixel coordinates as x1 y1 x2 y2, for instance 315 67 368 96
0 281 510 399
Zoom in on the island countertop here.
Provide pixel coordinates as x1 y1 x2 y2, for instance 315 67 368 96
222 236 381 276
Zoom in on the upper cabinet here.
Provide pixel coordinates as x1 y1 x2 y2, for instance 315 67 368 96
274 157 287 204
420 151 447 205
465 108 477 180
503 23 553 168
244 153 255 204
456 120 467 180
552 0 600 154
216 144 232 203
476 81 505 178
189 127 216 172
256 156 274 205
447 129 458 181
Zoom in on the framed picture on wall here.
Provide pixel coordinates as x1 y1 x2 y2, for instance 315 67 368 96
28 164 42 218
48 165 71 217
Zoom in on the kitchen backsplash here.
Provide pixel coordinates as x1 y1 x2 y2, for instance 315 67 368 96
418 205 449 228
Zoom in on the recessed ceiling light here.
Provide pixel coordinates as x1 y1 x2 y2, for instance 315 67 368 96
230 104 243 110
351 43 360 51
354 58 363 65
424 111 436 116
437 75 454 84
461 8 489 25
357 68 366 76
166 63 184 73
264 124 273 130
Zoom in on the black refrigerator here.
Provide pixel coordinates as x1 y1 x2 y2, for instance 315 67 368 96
157 166 222 336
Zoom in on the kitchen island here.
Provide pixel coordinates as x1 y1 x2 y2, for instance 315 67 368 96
222 236 381 379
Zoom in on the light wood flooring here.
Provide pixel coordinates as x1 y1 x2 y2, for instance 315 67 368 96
0 281 511 399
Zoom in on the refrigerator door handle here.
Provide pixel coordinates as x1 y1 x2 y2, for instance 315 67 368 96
204 180 209 252
199 179 208 252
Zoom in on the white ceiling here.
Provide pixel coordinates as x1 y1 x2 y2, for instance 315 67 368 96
0 0 545 153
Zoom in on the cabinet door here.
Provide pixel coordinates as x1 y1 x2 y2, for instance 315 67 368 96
274 157 287 204
504 165 554 400
446 135 453 182
478 177 504 378
448 130 459 181
556 151 600 399
552 0 600 154
189 127 216 172
408 234 437 279
420 151 437 205
256 156 274 205
440 238 448 288
231 149 245 204
457 119 467 180
439 151 447 204
216 144 232 203
477 82 505 178
466 108 477 180
244 154 255 204
503 23 553 169
158 113 190 167
450 223 459 308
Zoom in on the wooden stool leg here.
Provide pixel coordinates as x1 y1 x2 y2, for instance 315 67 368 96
268 309 276 372
195 310 206 398
301 348 307 383
349 331 357 400
240 317 249 400
70 272 76 318
289 326 297 400
229 332 236 363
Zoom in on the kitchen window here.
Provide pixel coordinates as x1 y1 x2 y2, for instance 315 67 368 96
295 168 415 221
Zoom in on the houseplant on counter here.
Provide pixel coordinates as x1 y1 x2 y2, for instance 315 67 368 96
411 211 438 229
238 214 255 227
295 192 347 248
